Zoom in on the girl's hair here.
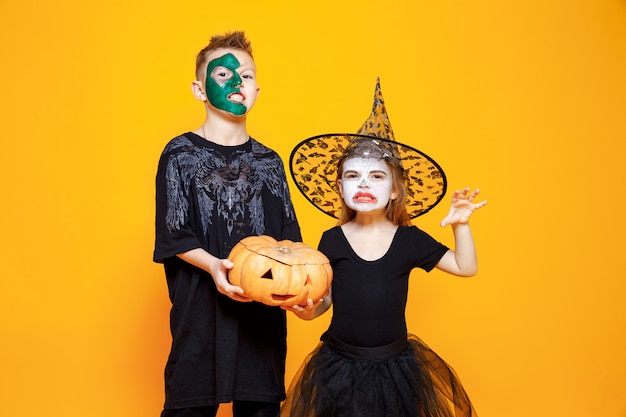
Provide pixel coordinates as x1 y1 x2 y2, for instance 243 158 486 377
195 31 253 80
335 156 412 227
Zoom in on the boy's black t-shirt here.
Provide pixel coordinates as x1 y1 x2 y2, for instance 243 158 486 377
154 133 301 408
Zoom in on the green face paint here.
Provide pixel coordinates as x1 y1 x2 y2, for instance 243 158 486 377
205 53 247 116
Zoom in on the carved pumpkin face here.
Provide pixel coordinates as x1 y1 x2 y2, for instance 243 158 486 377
228 235 333 307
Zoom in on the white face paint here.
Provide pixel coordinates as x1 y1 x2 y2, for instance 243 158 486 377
339 157 395 214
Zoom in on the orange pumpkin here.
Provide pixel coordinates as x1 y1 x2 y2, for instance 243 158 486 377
227 235 332 307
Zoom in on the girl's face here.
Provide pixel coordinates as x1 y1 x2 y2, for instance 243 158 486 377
338 157 397 214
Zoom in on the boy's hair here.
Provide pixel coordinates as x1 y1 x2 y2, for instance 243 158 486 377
335 157 412 227
195 31 253 80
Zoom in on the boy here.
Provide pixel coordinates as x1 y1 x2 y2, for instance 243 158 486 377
154 31 301 417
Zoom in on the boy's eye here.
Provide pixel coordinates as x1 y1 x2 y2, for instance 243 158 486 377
211 67 234 85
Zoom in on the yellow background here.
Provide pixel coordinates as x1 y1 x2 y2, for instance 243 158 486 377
1 1 625 416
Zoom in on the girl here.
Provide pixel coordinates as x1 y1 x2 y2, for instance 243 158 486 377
282 81 486 417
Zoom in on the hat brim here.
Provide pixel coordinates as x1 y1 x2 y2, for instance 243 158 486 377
289 134 447 219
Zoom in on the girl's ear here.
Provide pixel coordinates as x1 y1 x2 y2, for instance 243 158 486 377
337 179 343 198
390 186 399 201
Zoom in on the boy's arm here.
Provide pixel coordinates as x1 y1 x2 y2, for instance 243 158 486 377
177 248 251 302
436 188 487 277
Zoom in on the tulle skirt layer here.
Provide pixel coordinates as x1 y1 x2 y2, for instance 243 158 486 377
281 333 476 417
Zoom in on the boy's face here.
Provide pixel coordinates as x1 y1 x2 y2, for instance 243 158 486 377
203 49 259 116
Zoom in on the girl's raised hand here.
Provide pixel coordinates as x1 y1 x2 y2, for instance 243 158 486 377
440 188 487 227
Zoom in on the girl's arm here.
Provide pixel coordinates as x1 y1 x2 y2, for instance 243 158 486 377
282 289 333 320
436 188 487 277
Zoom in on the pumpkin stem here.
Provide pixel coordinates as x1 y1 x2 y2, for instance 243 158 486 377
277 246 292 254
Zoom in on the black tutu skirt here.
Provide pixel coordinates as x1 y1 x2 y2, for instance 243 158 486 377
281 332 476 417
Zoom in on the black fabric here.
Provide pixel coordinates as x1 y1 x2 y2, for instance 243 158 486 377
280 225 476 416
319 225 448 347
161 406 219 417
232 401 281 417
154 133 301 409
160 401 280 417
281 334 475 417
323 331 408 360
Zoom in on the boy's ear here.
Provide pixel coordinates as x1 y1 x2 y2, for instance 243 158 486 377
191 80 206 101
